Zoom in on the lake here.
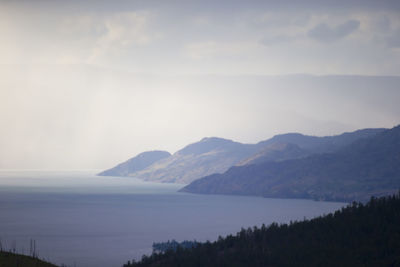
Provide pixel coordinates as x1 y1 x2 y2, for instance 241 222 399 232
0 171 346 267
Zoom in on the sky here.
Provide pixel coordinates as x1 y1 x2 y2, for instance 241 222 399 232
1 0 400 169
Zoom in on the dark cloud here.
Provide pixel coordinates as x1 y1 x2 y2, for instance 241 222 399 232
308 20 360 42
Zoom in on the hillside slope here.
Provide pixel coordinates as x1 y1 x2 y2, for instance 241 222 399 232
256 128 385 154
235 143 309 166
0 252 58 267
181 126 400 202
98 151 171 176
132 137 261 184
99 128 384 184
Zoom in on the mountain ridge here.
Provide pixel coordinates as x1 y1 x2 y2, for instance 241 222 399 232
99 128 386 184
130 137 261 184
98 150 171 177
181 125 400 202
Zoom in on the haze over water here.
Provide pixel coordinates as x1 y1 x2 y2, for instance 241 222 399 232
0 171 345 267
1 1 399 266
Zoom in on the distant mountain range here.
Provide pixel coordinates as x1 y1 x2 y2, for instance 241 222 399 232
99 128 385 186
181 125 400 202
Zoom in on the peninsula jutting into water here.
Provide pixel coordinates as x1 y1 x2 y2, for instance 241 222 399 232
2 1 400 266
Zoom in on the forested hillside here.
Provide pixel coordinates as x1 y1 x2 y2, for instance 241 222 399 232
123 193 400 267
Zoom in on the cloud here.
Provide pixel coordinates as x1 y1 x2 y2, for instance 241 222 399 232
1 2 400 75
259 35 296 46
103 12 151 46
87 12 154 63
308 19 360 42
375 16 392 32
184 41 254 59
385 29 400 48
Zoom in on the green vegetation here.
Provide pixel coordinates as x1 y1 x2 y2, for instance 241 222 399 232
123 192 400 266
0 251 58 267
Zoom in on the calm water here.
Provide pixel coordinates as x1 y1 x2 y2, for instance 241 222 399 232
0 171 346 267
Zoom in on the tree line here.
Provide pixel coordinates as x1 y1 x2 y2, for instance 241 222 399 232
123 192 400 266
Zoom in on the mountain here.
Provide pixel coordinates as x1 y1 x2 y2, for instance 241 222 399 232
181 126 400 202
236 143 309 166
237 128 385 167
99 128 385 184
130 137 262 184
257 128 386 154
98 151 171 176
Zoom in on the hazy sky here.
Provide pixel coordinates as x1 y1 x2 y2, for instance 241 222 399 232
1 0 400 169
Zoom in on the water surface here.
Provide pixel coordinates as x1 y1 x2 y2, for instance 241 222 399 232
0 171 346 267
